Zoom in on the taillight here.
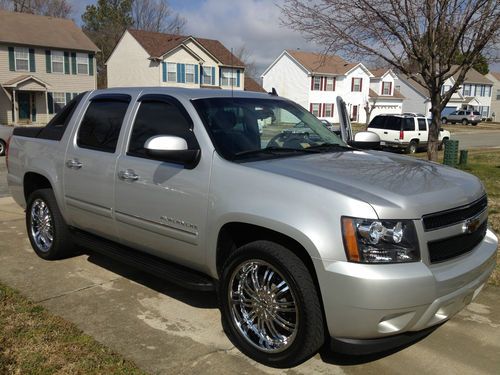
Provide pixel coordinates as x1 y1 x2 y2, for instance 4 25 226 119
399 130 404 140
5 136 11 171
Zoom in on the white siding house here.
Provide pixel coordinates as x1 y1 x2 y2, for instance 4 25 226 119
107 29 249 91
485 72 500 121
261 50 403 124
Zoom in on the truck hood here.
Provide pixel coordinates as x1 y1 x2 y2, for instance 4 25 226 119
246 150 485 219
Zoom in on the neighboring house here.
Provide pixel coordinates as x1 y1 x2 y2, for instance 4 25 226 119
107 29 247 91
367 68 405 122
0 10 98 125
485 71 500 121
261 50 403 123
397 67 493 119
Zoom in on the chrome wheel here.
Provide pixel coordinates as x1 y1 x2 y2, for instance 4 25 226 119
30 199 54 252
228 260 298 353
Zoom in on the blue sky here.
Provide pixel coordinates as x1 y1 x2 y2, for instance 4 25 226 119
71 0 499 76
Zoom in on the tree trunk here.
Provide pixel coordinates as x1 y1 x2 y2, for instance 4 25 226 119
427 95 443 161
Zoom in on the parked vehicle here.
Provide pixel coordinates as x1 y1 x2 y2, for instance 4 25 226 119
442 110 481 125
0 125 14 156
6 88 497 368
368 114 451 153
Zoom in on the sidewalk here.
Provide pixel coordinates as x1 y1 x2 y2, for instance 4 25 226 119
0 196 499 374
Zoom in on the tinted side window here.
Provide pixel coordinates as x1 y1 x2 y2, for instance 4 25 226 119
38 93 84 140
77 100 129 153
418 118 427 131
385 117 403 131
368 116 385 129
128 100 197 158
403 118 415 131
458 111 464 115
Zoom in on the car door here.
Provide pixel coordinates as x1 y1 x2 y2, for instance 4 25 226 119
417 118 428 146
63 94 132 240
114 94 210 270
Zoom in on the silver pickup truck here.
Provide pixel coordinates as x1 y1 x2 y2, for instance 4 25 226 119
6 88 498 368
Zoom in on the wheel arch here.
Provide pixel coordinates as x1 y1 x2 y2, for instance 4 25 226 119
24 172 53 201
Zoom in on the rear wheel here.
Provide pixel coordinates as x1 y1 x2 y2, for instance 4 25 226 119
441 118 447 124
406 140 418 154
26 189 74 260
0 140 5 156
462 119 468 125
219 241 324 368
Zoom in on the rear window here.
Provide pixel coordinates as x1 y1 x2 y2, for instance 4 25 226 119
37 93 85 140
368 116 386 129
473 111 480 115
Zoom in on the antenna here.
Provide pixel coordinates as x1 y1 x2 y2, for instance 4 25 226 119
230 48 234 98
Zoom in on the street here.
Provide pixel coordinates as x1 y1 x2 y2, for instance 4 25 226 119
452 131 500 149
0 154 499 374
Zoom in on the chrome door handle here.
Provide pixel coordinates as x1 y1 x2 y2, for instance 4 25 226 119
118 169 139 181
66 159 83 169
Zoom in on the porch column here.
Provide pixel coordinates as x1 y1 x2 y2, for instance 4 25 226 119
45 90 49 123
12 89 17 124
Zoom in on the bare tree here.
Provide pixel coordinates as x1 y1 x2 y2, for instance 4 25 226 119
131 0 185 34
234 45 258 79
364 97 379 128
281 0 500 160
7 0 72 18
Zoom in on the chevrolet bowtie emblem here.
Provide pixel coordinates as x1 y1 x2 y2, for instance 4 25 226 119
462 217 481 234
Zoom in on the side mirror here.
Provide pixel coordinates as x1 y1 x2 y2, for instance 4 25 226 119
348 131 380 150
144 135 200 168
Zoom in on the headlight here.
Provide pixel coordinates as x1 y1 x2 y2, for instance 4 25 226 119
341 217 420 263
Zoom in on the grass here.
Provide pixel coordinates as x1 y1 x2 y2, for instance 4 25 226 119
0 283 147 375
414 149 500 286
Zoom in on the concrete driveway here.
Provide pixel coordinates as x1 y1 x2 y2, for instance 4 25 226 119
0 194 499 374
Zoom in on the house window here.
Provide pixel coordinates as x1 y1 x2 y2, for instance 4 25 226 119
313 76 321 91
352 78 362 92
76 53 89 75
185 64 195 83
325 77 335 91
310 103 320 116
382 81 392 95
167 63 177 82
51 50 64 73
324 103 334 117
485 85 491 97
15 47 29 71
52 92 66 113
221 69 237 87
395 85 401 92
496 89 500 100
463 84 471 96
202 66 212 84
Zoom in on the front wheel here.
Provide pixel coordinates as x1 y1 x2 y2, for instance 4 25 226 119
0 140 5 156
441 118 447 124
462 119 468 125
26 189 74 260
219 241 324 368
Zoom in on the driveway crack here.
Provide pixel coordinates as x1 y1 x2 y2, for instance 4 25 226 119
35 277 122 303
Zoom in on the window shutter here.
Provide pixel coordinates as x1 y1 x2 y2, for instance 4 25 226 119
71 52 76 75
177 63 182 82
162 62 167 82
219 68 222 86
351 78 354 91
322 103 326 117
29 48 36 72
181 64 186 83
195 64 199 84
8 47 15 71
309 103 313 112
311 76 314 90
332 104 335 117
389 82 392 95
88 54 94 76
65 93 71 103
320 77 324 91
45 50 51 73
236 69 241 87
64 52 70 74
360 78 363 92
333 77 336 91
47 93 54 114
212 67 215 85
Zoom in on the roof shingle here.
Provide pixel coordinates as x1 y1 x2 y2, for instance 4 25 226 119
0 10 98 52
286 50 357 75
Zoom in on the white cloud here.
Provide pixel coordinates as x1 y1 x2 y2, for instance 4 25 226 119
178 0 318 77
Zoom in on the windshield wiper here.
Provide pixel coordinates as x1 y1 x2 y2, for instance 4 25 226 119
233 147 321 159
306 143 352 151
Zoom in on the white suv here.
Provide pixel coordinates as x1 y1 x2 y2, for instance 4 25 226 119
367 114 450 154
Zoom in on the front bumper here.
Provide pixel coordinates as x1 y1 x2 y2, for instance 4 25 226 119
315 229 497 340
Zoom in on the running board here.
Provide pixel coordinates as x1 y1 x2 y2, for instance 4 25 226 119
72 230 216 292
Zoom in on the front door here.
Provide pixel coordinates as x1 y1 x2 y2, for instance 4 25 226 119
114 95 210 270
18 92 30 122
351 105 358 122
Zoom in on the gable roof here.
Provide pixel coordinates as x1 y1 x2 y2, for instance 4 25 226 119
490 71 500 81
0 10 98 52
452 66 492 85
244 77 266 93
285 50 358 75
368 88 405 100
398 74 429 98
127 29 244 67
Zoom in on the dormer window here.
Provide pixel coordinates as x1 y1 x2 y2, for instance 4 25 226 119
382 81 392 95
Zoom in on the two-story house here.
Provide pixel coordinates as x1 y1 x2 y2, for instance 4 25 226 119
261 50 404 123
107 29 249 91
485 71 500 120
397 68 493 119
0 10 98 125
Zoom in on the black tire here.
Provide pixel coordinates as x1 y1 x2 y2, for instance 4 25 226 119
0 140 5 156
472 122 478 126
441 118 447 124
219 241 324 368
406 140 418 154
26 188 74 260
462 119 468 125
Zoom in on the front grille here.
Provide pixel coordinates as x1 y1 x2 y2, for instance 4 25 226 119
427 221 487 263
422 196 487 231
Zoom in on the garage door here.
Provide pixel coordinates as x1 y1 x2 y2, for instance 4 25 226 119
441 106 457 117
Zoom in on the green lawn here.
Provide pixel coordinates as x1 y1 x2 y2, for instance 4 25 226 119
0 283 146 375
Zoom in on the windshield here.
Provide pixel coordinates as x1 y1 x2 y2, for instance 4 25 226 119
192 97 346 161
